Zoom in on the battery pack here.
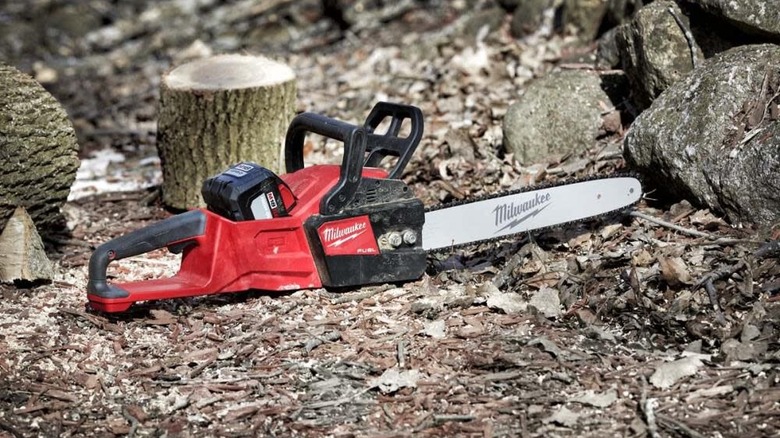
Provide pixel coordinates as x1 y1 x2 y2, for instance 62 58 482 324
201 162 295 221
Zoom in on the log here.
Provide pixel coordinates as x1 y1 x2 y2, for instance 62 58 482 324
157 54 297 209
0 207 55 283
0 63 80 233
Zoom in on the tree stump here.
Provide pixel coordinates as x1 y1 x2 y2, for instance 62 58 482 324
0 63 80 234
157 54 297 209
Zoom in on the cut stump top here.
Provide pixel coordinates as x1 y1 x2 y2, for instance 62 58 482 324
164 54 295 91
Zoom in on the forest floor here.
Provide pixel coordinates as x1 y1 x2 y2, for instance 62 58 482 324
1 1 778 437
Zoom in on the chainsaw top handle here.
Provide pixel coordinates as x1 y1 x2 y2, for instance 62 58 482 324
284 102 423 215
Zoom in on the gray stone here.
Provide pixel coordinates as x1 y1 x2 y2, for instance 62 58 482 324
562 0 608 42
597 27 621 68
683 0 780 38
605 0 648 26
503 70 621 164
529 287 562 318
624 44 780 227
616 0 704 109
510 0 555 38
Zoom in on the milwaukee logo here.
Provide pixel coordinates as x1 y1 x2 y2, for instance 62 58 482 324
494 192 552 233
317 216 379 256
323 222 366 247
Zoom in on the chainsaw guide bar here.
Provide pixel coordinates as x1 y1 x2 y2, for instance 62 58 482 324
86 102 642 312
423 173 641 252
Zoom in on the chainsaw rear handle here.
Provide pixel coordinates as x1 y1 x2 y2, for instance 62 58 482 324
284 102 423 214
87 210 207 299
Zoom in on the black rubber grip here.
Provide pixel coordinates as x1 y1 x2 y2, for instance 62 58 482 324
87 210 207 298
362 102 424 179
283 102 424 214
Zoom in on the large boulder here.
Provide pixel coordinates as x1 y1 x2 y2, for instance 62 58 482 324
503 70 625 164
624 44 780 227
616 0 704 109
682 0 780 38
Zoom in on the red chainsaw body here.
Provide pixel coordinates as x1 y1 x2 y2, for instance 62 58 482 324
88 166 391 312
87 102 428 312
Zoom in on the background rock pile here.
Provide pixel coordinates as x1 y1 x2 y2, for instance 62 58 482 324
502 0 780 227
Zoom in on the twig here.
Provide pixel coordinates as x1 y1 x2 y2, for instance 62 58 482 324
330 284 393 304
493 243 534 289
702 281 727 326
397 340 406 368
433 414 475 425
695 260 746 325
303 389 373 410
629 211 718 239
658 414 706 438
754 240 780 258
303 330 341 354
640 379 660 438
667 6 698 69
121 406 140 438
0 419 23 438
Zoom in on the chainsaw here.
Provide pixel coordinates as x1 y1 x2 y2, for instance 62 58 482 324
87 102 642 312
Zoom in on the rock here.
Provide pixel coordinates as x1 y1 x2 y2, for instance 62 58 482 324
683 0 780 38
510 0 555 38
528 287 562 318
562 0 608 42
503 70 622 164
624 44 780 227
604 0 648 26
596 27 621 68
616 0 704 109
0 207 55 283
571 388 618 407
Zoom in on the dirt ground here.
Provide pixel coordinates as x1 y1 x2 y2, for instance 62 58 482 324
1 1 779 437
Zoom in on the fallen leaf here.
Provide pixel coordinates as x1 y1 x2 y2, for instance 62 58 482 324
422 320 446 339
369 368 422 394
571 389 617 408
147 309 177 325
543 406 581 427
649 356 703 389
528 337 565 359
486 291 527 314
658 256 693 287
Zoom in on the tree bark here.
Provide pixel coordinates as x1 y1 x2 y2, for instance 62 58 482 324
0 63 80 234
157 54 297 209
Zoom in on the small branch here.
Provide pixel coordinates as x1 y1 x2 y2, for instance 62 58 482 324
754 240 780 258
629 211 717 239
658 414 706 438
629 211 758 246
640 379 660 438
121 406 140 438
0 419 23 438
667 6 698 69
695 260 746 325
433 414 475 425
397 340 406 369
330 284 393 304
